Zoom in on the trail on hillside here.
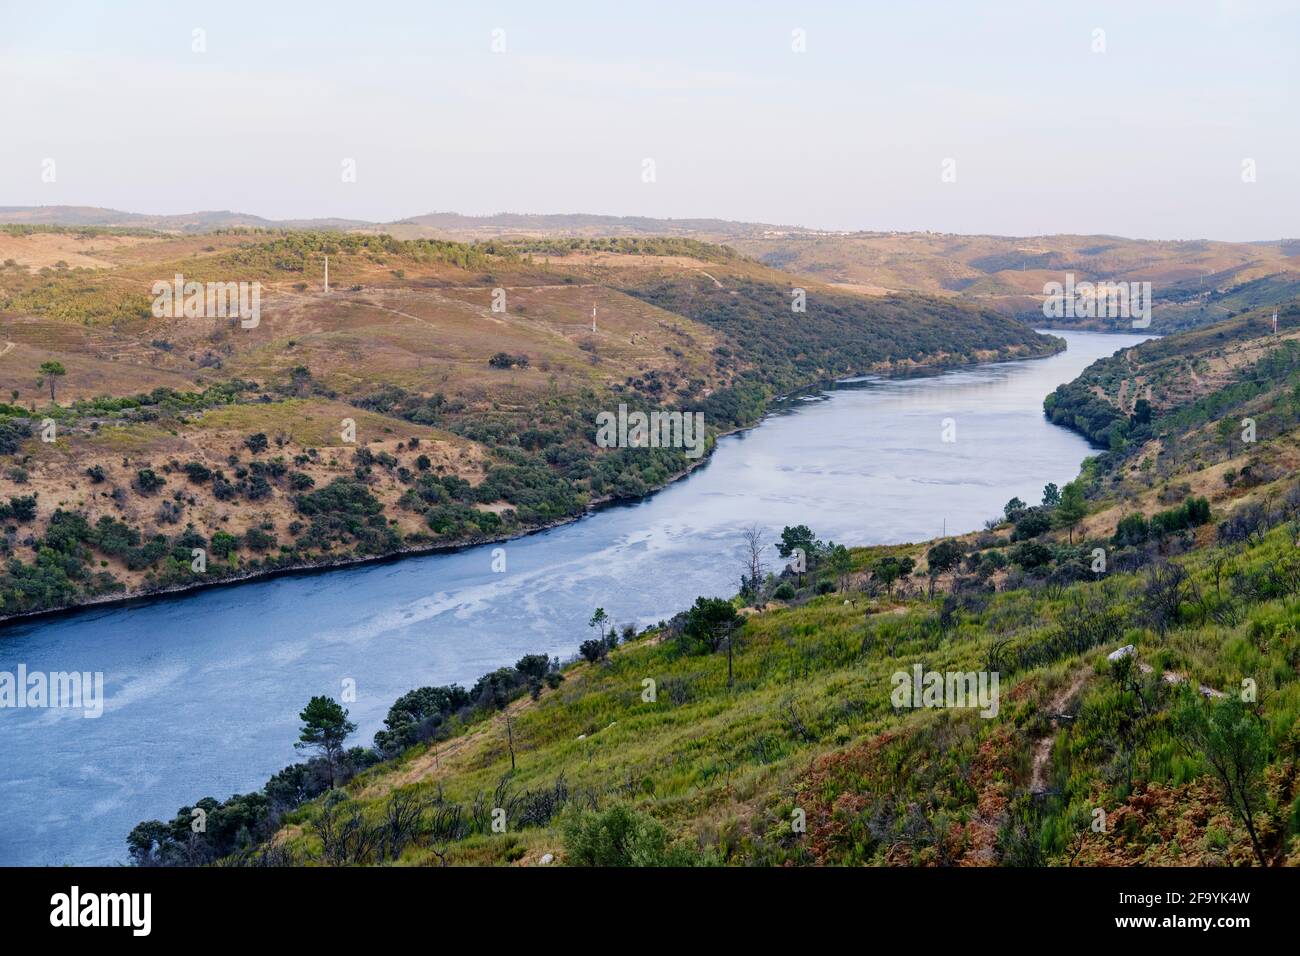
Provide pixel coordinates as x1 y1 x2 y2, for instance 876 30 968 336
1029 669 1090 795
1029 662 1228 796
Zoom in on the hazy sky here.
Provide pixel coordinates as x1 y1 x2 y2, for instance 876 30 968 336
2 0 1296 239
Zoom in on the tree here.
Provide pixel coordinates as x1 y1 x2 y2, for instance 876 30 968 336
1131 398 1152 426
1141 561 1186 636
925 540 963 597
1003 497 1028 523
873 555 914 598
1041 483 1061 507
739 524 768 602
1056 481 1087 543
1175 693 1270 867
295 696 356 788
682 596 743 685
38 361 66 402
826 543 853 592
588 607 609 644
683 597 741 651
776 525 818 559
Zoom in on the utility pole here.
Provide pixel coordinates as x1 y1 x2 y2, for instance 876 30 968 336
324 255 330 293
591 305 597 333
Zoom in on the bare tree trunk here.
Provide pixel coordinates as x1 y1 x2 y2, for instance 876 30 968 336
505 714 516 771
741 525 767 601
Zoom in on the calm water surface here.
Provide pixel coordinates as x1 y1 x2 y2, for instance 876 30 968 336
0 330 1148 865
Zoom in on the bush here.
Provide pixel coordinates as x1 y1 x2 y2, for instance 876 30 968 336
244 527 276 551
183 461 213 483
134 469 165 494
561 806 704 867
0 420 32 455
1012 541 1053 569
1012 509 1052 541
773 581 796 600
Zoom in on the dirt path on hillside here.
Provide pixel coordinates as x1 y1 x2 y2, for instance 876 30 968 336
1027 662 1226 794
1029 669 1090 795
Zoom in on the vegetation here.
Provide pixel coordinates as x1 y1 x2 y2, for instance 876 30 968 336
116 298 1300 868
1 226 1056 620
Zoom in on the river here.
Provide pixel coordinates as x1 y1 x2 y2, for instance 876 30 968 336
0 330 1148 865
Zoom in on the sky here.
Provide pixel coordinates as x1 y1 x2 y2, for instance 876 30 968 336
1 0 1296 240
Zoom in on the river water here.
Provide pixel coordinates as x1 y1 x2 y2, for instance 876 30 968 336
0 330 1148 865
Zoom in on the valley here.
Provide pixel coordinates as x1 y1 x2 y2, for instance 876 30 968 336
0 226 1053 621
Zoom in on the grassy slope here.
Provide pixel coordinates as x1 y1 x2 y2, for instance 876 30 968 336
245 303 1300 868
261 521 1300 867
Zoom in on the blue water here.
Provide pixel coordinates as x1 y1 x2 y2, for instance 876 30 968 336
0 330 1148 865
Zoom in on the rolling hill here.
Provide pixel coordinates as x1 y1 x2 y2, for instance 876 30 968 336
6 207 1296 334
0 226 1054 619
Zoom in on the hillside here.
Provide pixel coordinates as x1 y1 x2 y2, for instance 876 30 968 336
7 208 1297 336
128 302 1300 868
0 227 1054 619
734 232 1300 334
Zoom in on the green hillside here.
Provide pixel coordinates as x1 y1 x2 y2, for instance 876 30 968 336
127 303 1300 868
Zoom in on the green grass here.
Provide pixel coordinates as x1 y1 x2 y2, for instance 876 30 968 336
261 518 1300 867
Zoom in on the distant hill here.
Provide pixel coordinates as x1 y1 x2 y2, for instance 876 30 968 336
732 231 1300 333
4 207 1297 332
0 206 789 239
0 206 371 233
384 211 791 240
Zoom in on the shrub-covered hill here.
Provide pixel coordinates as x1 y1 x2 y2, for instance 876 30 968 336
1044 299 1300 451
0 228 1058 619
732 231 1300 335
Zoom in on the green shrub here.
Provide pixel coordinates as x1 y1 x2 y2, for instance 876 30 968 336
561 806 706 867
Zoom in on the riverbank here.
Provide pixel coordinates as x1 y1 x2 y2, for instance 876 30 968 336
0 338 1063 630
3 330 1134 867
